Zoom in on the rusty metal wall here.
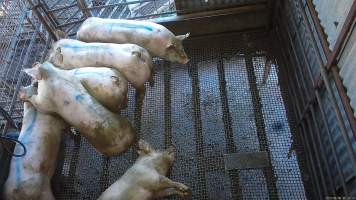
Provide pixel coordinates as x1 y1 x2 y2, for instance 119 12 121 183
174 0 267 14
312 0 354 49
275 0 356 198
339 25 356 118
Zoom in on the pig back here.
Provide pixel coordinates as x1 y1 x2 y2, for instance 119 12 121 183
50 39 153 90
70 67 128 112
4 102 67 200
77 17 170 58
43 64 136 156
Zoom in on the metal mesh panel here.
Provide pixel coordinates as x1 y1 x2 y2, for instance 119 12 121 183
49 34 307 199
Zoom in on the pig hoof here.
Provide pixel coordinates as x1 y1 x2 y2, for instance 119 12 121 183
177 185 190 197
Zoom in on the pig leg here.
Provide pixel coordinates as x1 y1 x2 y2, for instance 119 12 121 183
135 87 146 103
157 175 190 197
149 74 154 87
155 188 190 198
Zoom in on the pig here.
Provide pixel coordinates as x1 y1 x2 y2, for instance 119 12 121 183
98 140 190 200
47 39 153 100
76 17 190 64
3 102 67 200
70 67 128 112
19 62 136 156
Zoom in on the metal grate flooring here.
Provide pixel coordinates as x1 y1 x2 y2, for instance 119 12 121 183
52 33 307 200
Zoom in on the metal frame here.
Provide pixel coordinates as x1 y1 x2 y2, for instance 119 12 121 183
275 0 356 197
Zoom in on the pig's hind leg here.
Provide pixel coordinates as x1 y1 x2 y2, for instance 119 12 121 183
156 175 190 198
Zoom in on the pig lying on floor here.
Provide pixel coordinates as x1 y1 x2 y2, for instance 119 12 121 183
19 62 136 156
77 17 190 64
70 67 128 112
3 102 67 200
98 140 190 200
48 39 153 100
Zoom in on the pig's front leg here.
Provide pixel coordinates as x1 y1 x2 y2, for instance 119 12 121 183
136 87 146 103
155 175 190 198
155 188 190 199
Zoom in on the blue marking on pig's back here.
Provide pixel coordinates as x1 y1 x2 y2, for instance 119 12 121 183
75 94 84 102
60 44 108 52
107 22 153 33
15 110 38 185
73 69 106 76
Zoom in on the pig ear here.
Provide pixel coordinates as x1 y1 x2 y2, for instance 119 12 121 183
132 51 142 59
23 68 42 80
176 32 190 41
137 139 153 155
54 29 67 40
166 43 175 50
111 76 120 85
166 145 176 158
23 64 48 80
55 47 64 64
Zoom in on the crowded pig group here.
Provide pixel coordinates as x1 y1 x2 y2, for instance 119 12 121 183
3 17 190 200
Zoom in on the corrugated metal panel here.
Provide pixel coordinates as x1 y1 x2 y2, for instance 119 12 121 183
339 25 356 118
175 0 267 14
312 0 353 49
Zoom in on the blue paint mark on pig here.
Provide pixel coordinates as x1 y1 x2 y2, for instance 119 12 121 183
15 109 38 185
107 22 153 33
75 94 84 102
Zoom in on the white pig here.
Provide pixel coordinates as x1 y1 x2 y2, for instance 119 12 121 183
19 62 136 156
98 140 190 200
77 17 190 64
48 39 153 99
3 102 67 200
70 67 128 112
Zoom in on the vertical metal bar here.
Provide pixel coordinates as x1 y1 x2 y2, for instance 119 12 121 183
99 156 110 193
305 112 329 196
331 66 356 136
275 31 317 199
310 104 348 195
216 52 241 200
325 0 356 70
304 0 331 57
67 133 81 199
133 89 143 156
278 20 308 110
2 29 37 136
39 0 59 26
285 3 315 86
27 0 57 40
77 0 92 18
314 91 349 195
297 0 356 136
319 67 356 171
276 21 308 117
299 121 323 199
189 59 208 200
163 61 172 148
280 14 313 106
244 52 279 199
